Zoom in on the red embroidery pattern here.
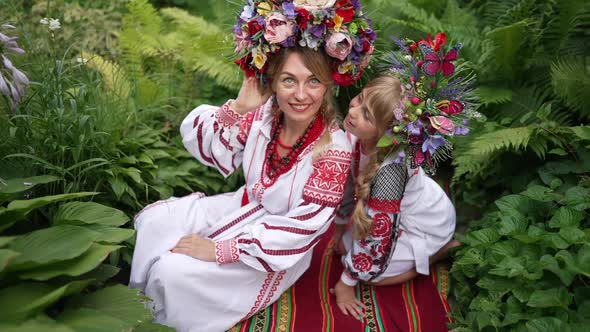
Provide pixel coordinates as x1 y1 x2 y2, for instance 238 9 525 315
215 102 241 127
215 238 239 265
243 272 275 320
207 205 263 239
260 222 318 235
352 252 373 272
367 197 401 213
292 205 325 221
238 235 322 256
303 149 352 207
237 111 255 145
261 270 286 309
252 181 266 203
370 213 393 237
218 128 233 151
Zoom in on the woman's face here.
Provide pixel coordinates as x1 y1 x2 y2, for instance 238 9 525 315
343 88 379 141
274 52 328 127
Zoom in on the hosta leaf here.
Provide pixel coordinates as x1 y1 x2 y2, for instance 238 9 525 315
0 193 98 232
17 244 121 281
58 308 130 332
0 248 20 272
133 321 176 331
525 317 568 332
0 280 91 321
549 207 584 228
0 236 16 247
65 285 153 326
527 287 572 308
86 225 135 244
6 225 99 271
0 316 75 332
0 175 61 200
53 202 129 227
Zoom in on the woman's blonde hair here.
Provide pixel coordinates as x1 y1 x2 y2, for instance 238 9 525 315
351 75 402 238
264 47 336 156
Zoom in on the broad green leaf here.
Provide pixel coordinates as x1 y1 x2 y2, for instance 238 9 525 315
559 227 587 244
549 207 584 228
58 308 130 332
65 285 153 326
7 225 99 271
512 286 533 303
108 177 127 200
570 126 590 141
564 186 590 211
521 185 553 201
489 241 519 258
0 192 98 232
489 257 525 278
461 227 501 246
0 236 16 247
527 287 572 308
543 233 570 250
525 317 568 332
74 264 120 284
133 321 176 331
0 248 20 272
18 244 121 281
87 225 135 244
455 247 485 266
0 280 91 321
53 202 129 227
0 316 75 332
0 175 60 199
499 215 528 236
540 255 576 286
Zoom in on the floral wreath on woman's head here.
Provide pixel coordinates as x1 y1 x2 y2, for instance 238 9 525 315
233 0 376 86
378 32 482 174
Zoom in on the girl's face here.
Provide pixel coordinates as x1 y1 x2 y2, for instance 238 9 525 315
274 52 328 127
343 89 379 141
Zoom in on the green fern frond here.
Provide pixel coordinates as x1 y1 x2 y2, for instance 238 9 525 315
543 0 588 55
486 20 531 79
81 52 131 99
390 1 445 33
475 86 512 106
550 57 590 119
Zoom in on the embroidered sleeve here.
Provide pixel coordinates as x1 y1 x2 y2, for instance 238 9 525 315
303 149 353 207
340 163 408 285
227 146 353 272
215 238 239 265
180 100 259 178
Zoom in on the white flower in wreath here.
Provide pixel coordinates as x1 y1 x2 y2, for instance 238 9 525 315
293 0 337 11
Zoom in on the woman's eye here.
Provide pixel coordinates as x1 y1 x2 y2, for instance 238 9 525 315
309 78 320 85
283 77 295 84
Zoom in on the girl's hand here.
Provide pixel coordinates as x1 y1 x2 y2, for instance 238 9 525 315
332 224 347 256
232 77 271 114
331 280 366 320
171 234 216 262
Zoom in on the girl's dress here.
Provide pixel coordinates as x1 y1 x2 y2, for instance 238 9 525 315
130 99 352 331
336 134 455 286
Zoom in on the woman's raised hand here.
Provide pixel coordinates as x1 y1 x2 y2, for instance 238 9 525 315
232 76 272 115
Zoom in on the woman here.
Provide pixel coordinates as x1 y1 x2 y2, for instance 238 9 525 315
331 33 478 318
129 45 352 332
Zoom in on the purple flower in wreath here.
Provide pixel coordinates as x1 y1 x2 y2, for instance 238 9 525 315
392 150 405 164
282 2 296 19
406 121 422 135
421 135 445 154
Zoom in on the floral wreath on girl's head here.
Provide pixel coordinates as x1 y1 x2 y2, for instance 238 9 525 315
378 32 482 174
233 0 376 86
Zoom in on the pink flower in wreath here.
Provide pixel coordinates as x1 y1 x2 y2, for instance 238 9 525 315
325 32 353 61
352 253 373 272
293 0 337 11
264 12 295 44
359 45 374 69
370 213 392 237
429 116 455 135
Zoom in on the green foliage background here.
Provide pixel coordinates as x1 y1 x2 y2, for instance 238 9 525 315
0 0 588 330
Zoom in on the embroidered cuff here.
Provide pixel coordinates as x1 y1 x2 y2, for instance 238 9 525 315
215 238 240 265
340 270 359 286
215 100 242 128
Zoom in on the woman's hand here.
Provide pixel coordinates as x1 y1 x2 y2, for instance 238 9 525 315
232 76 271 114
332 224 347 256
331 280 366 320
171 234 216 262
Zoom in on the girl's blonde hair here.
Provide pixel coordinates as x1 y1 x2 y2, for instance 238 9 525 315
351 75 402 238
264 47 336 156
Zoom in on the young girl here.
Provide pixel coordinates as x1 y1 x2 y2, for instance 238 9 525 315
332 75 460 318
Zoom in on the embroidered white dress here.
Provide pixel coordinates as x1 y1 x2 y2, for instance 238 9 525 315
336 134 455 286
129 99 352 332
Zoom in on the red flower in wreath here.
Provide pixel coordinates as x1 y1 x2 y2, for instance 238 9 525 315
370 213 392 237
352 252 373 272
